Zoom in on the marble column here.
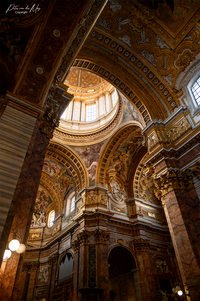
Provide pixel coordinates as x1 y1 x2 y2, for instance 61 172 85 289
133 239 157 301
155 169 200 300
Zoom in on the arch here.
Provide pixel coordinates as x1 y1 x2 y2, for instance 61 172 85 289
64 189 76 217
48 210 55 228
77 32 174 120
57 252 74 285
108 246 142 301
46 142 89 189
108 244 138 269
96 122 145 194
39 180 61 216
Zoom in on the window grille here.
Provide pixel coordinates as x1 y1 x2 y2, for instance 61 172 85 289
192 77 200 105
86 104 96 121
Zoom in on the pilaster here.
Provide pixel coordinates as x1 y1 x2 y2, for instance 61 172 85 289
133 239 157 301
154 168 200 300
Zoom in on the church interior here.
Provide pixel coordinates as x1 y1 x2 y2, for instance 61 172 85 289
0 0 200 300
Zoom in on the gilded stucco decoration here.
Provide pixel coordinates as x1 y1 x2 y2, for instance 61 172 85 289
167 117 191 143
137 166 160 205
96 124 144 193
76 0 200 121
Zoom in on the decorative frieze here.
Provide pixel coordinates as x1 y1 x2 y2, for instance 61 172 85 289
167 117 191 143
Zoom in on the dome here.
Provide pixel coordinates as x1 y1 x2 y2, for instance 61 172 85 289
60 69 120 135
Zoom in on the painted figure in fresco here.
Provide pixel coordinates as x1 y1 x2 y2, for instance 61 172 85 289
42 158 61 177
34 188 52 213
87 161 97 181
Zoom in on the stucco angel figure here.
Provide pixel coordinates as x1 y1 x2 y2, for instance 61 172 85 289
31 213 37 226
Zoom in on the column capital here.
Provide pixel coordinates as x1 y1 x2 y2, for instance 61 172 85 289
72 239 80 252
154 169 194 197
77 230 90 246
94 229 109 244
48 253 59 267
189 161 200 181
22 261 40 271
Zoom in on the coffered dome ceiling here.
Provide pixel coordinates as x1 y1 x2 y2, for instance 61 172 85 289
64 68 106 92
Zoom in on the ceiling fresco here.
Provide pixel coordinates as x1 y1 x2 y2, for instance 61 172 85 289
34 186 53 214
120 92 144 126
42 158 62 177
71 142 105 186
140 0 200 34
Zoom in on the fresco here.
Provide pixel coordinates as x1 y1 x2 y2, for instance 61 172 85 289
121 96 144 126
34 186 53 214
140 0 199 33
42 158 61 177
72 142 105 185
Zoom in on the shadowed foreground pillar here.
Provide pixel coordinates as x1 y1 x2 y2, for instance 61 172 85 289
0 121 50 301
155 168 200 300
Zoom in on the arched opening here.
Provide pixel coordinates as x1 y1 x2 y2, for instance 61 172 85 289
52 253 74 301
108 247 141 301
48 210 55 228
58 252 74 285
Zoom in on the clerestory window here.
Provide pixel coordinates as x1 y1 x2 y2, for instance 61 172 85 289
191 77 200 106
49 210 55 227
86 104 96 121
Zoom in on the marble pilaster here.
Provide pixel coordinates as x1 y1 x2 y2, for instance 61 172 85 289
133 239 157 301
155 169 200 300
94 229 110 301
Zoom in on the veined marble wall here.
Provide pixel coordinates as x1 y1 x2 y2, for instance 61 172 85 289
0 105 36 240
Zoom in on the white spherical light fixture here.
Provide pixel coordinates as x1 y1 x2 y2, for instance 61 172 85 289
9 239 20 251
16 243 26 254
178 290 183 296
3 249 11 260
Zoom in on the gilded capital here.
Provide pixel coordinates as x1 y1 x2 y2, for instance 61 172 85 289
94 229 110 244
189 161 200 181
77 230 90 246
154 169 194 197
48 253 59 266
133 238 150 251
